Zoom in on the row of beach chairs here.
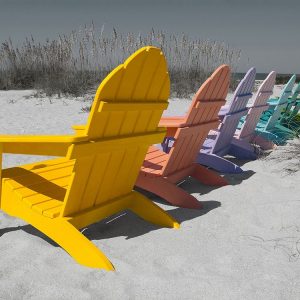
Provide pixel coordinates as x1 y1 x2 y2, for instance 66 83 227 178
0 46 299 270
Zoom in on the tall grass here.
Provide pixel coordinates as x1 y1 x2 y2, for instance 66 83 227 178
0 24 241 97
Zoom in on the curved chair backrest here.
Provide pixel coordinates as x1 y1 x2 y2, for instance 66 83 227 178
290 82 300 118
238 71 276 141
60 46 170 217
265 74 296 130
211 67 256 156
290 82 300 102
161 65 230 176
286 81 300 116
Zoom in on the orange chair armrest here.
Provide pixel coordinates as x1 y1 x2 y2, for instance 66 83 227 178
159 116 185 128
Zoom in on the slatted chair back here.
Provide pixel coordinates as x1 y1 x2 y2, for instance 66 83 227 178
238 71 276 141
265 74 296 130
286 82 300 117
59 46 170 217
211 67 256 156
161 65 230 176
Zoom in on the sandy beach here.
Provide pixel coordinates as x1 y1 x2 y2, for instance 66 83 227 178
0 89 299 300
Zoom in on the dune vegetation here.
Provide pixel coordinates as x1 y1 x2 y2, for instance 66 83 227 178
0 24 241 97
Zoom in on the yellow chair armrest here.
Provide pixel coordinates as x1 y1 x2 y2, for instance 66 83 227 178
72 125 86 131
72 124 86 136
0 135 88 156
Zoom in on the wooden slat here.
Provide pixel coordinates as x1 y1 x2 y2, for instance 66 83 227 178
132 49 169 101
67 131 166 159
115 49 148 100
85 111 110 139
146 56 170 100
266 74 296 130
32 199 63 216
133 110 154 133
125 146 151 185
23 188 66 208
15 178 69 200
4 165 73 190
239 71 276 139
43 206 62 218
109 147 140 199
60 156 95 216
103 111 125 137
100 101 168 112
79 152 111 210
118 111 139 135
212 67 255 154
206 65 227 100
147 110 164 131
94 150 126 205
195 99 226 109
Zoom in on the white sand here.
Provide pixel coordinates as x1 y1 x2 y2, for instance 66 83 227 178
0 89 299 300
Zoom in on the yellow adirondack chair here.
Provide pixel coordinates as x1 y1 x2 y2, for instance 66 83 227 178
0 46 179 271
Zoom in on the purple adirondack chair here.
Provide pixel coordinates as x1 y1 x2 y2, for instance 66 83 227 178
197 67 256 173
230 71 276 158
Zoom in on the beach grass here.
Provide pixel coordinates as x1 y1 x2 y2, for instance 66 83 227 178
0 23 241 97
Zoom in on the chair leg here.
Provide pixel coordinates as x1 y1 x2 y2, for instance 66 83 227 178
130 191 180 228
47 219 114 270
251 133 277 150
135 174 202 209
1 200 114 270
197 152 243 174
229 138 257 160
252 130 286 150
191 164 228 186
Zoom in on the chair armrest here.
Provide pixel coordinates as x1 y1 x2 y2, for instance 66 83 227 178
72 124 86 136
159 116 186 137
159 116 186 127
0 135 88 156
218 104 230 115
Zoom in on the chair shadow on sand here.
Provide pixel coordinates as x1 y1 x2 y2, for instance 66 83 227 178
0 150 260 249
218 150 272 185
175 170 255 195
0 153 259 249
0 200 221 248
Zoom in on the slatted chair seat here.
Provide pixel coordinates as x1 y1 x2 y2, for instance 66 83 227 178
136 65 230 209
0 47 179 271
140 146 168 177
2 158 72 218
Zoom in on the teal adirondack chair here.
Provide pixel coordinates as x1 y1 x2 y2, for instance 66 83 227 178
266 79 300 120
253 75 297 149
279 82 300 130
289 87 300 119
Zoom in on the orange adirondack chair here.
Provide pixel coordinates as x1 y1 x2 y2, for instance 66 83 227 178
136 65 230 209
